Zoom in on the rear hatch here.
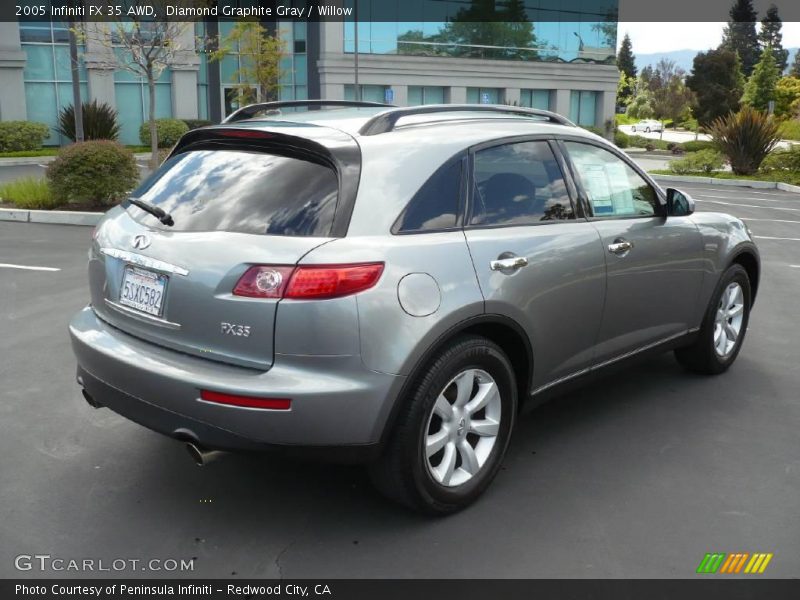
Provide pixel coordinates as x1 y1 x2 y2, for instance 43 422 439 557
89 125 360 370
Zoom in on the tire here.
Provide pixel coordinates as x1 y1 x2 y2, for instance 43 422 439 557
645 127 651 133
369 335 518 514
631 126 636 132
675 264 751 375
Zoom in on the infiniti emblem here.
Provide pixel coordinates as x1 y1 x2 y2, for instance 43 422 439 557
132 234 151 250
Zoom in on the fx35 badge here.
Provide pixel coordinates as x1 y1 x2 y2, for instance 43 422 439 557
221 322 251 337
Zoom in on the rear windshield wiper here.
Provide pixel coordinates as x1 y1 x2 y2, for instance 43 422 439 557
127 197 174 227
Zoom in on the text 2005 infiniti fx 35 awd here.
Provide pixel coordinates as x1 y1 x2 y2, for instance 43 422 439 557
69 102 759 513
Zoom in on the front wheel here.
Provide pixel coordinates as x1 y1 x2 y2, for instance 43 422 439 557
631 126 636 132
369 335 517 514
675 264 751 374
645 127 651 133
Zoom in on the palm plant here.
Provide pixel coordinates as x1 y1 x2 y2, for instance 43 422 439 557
709 106 780 175
56 100 120 142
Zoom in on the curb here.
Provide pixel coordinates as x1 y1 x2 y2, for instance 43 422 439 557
651 174 800 194
0 207 103 226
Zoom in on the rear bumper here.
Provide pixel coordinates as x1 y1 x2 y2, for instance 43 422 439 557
69 306 404 456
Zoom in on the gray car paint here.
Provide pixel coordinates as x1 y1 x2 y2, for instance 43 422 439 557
69 107 759 454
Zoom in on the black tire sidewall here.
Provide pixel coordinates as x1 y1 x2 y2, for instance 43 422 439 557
701 264 752 370
409 340 517 511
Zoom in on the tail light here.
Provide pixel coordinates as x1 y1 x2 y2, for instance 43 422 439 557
233 263 384 300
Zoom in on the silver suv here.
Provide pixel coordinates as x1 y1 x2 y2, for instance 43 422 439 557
70 101 760 513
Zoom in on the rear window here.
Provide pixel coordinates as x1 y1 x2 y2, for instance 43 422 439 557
127 149 338 236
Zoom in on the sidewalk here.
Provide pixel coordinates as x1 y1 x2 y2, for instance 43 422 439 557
0 152 153 167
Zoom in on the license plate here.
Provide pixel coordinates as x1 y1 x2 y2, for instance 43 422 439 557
119 266 167 316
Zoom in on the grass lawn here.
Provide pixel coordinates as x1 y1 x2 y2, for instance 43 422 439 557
650 169 800 186
0 145 152 158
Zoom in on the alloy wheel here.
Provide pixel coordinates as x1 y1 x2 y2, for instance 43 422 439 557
424 369 502 488
713 282 745 357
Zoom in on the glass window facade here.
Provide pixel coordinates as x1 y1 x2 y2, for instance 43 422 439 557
520 89 552 110
569 90 598 126
20 20 88 145
408 86 446 105
467 88 502 105
344 84 390 103
343 1 616 64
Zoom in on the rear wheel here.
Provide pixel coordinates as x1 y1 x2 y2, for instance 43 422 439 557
675 264 751 374
369 335 517 514
645 126 651 133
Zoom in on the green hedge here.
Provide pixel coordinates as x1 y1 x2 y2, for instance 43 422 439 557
46 141 139 207
139 118 189 148
0 121 50 152
669 149 726 174
682 140 717 153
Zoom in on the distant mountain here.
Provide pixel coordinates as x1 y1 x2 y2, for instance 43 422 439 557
636 47 799 74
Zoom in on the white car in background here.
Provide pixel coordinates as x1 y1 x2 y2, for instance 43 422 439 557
631 119 663 133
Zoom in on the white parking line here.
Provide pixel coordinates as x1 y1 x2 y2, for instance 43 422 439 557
694 198 800 212
754 236 800 242
691 188 796 199
694 193 798 205
740 217 800 224
791 265 800 268
0 263 60 272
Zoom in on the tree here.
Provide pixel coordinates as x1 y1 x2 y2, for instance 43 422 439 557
625 84 655 119
790 50 800 78
759 4 789 74
616 33 636 103
686 48 745 126
742 47 780 112
774 76 800 118
649 59 694 133
81 4 197 168
209 21 285 106
617 33 636 79
720 0 760 76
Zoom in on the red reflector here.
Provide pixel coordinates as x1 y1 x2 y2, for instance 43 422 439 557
216 130 273 139
200 390 291 410
286 263 385 299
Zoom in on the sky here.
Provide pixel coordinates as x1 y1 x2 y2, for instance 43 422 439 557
616 22 800 54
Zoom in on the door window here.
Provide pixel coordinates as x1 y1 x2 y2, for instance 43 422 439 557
563 142 660 218
470 141 574 226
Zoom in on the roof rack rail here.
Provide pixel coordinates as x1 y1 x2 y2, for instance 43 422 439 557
224 100 395 123
358 104 575 136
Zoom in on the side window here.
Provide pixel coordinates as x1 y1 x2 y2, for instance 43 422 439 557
470 141 574 226
395 159 462 233
563 142 660 218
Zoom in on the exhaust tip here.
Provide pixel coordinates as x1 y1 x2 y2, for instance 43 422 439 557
185 442 205 467
81 388 102 409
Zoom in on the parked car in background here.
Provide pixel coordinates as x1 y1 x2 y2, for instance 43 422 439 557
70 101 760 514
631 119 664 133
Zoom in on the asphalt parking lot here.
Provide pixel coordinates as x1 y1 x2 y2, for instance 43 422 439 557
1 181 798 579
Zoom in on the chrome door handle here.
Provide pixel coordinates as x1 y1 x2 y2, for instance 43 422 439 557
490 256 528 271
608 239 634 256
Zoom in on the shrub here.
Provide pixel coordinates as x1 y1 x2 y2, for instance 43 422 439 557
682 140 717 152
139 118 189 148
56 100 120 142
669 149 726 174
613 130 629 148
46 141 139 207
778 119 800 141
760 146 800 172
181 119 213 130
709 106 780 175
581 125 604 136
0 177 59 209
0 121 50 152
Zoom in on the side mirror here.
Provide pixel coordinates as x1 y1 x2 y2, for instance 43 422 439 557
666 188 695 217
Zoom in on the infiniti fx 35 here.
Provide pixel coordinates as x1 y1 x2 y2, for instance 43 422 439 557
70 102 760 513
